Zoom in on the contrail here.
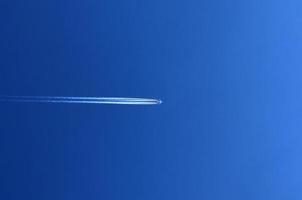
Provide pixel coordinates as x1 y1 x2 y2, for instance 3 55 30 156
0 96 162 105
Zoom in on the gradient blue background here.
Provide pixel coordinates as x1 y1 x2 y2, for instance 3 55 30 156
1 0 302 199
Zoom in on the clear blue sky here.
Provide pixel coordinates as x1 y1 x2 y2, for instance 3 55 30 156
1 0 302 199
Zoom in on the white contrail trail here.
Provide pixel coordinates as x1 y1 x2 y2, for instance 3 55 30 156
0 96 162 105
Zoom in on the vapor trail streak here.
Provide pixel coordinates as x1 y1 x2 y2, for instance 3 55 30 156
0 96 162 105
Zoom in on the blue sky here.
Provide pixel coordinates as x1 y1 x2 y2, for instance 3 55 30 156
1 0 302 199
